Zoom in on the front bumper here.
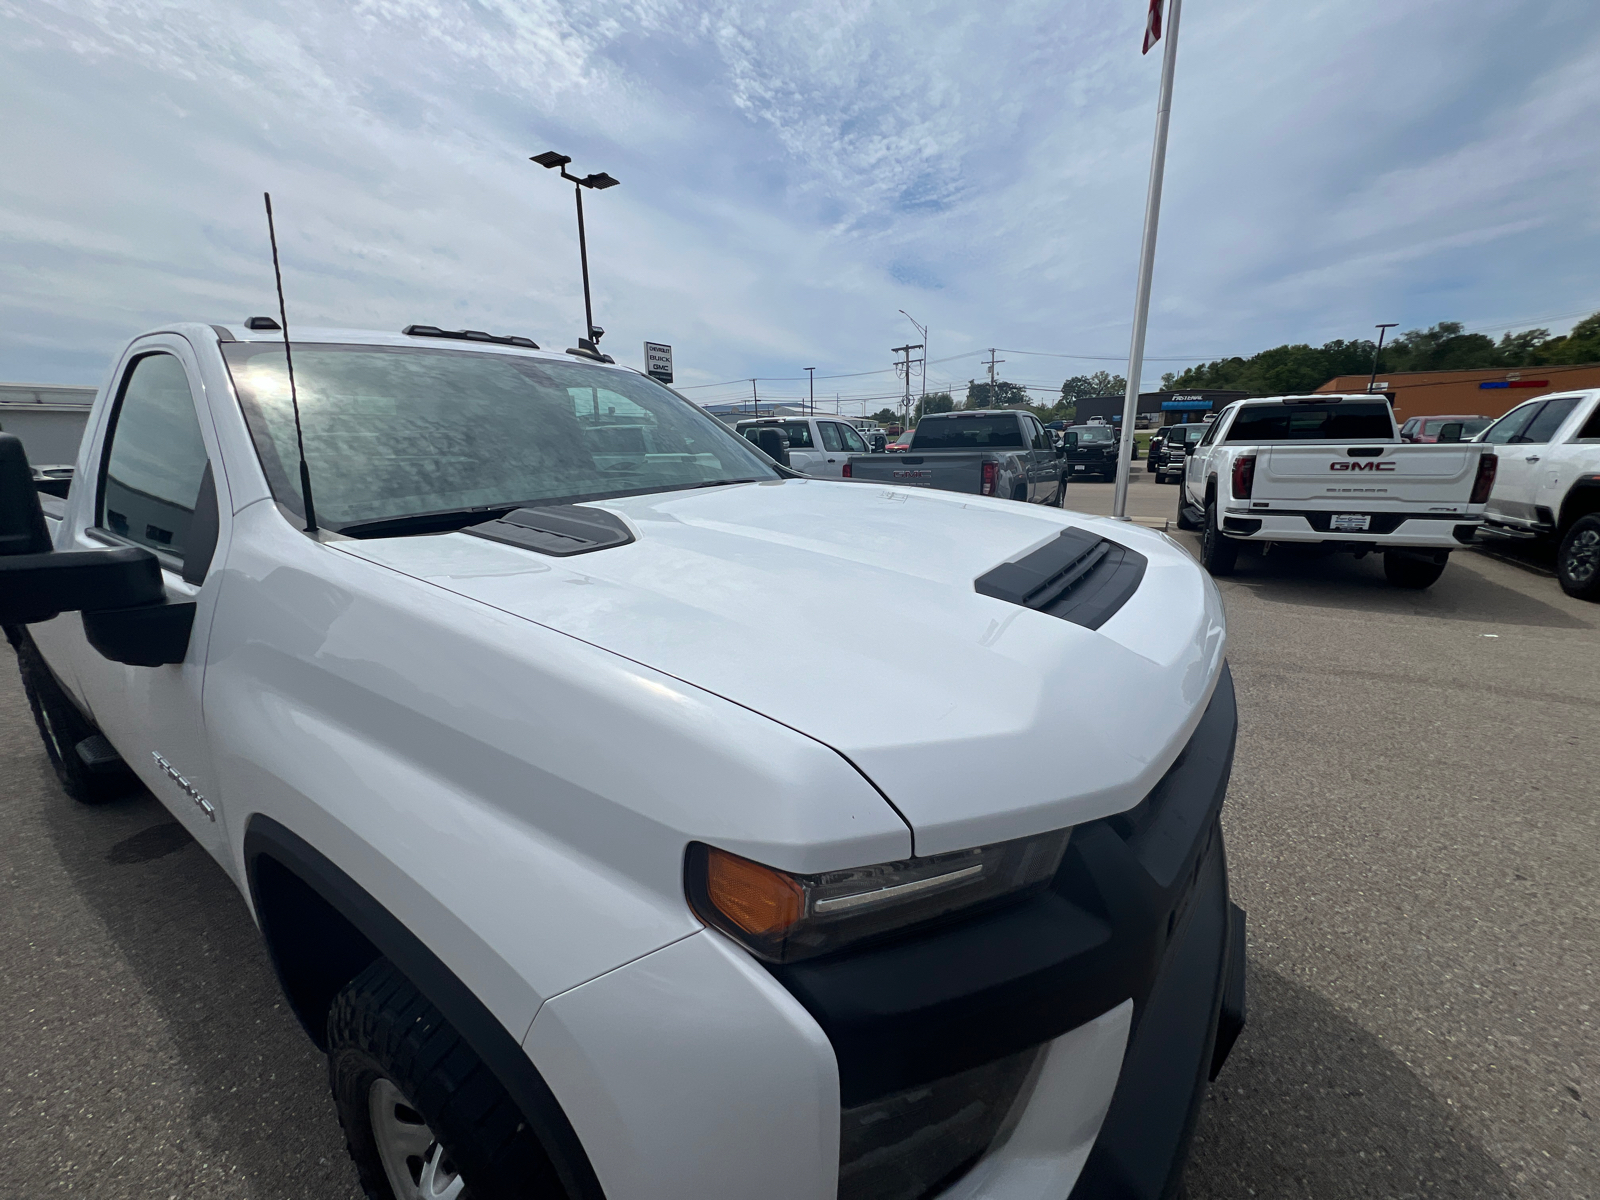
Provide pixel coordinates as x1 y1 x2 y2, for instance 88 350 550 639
526 669 1243 1200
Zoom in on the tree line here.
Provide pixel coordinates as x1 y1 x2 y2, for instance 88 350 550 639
1159 313 1600 396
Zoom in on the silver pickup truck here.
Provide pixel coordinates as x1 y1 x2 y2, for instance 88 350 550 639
845 409 1067 505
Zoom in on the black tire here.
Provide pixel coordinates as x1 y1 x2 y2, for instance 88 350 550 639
8 628 129 804
1200 498 1239 576
1383 551 1447 590
1556 514 1600 600
328 958 565 1200
1175 485 1200 531
1054 475 1069 507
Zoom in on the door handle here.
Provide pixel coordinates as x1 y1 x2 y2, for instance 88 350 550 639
1525 455 1540 463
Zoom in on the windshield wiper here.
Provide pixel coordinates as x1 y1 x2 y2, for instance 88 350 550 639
336 505 520 540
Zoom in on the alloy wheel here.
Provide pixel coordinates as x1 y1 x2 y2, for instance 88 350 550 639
369 1078 465 1200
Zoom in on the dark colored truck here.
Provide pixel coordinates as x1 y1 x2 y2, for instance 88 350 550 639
845 410 1067 505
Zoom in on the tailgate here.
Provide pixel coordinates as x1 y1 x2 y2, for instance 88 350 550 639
847 452 984 493
1256 444 1482 507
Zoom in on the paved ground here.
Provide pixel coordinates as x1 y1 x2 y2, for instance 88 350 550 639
2 469 1595 1198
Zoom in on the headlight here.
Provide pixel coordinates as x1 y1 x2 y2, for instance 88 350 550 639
684 830 1070 963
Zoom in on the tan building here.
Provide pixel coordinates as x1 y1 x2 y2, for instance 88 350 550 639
1317 363 1600 422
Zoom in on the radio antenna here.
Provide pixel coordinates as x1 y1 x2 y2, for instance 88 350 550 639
263 192 319 533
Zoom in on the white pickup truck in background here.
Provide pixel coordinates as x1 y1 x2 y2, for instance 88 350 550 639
1178 395 1497 589
1476 388 1600 600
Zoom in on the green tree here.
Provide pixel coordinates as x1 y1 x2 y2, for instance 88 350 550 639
913 391 955 422
966 380 1030 409
1061 371 1127 401
868 408 898 425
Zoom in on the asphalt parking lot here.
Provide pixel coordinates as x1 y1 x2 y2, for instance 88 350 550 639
2 469 1596 1199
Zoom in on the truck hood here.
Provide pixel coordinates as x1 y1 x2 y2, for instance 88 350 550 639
337 479 1225 854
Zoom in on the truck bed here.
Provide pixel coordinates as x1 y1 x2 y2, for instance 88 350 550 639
846 451 994 494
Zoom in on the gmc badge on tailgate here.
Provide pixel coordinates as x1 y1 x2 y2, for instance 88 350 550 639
1329 461 1396 471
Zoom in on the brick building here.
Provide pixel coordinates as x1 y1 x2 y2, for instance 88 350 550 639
1317 363 1600 422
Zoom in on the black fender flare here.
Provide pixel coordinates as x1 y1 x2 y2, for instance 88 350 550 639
243 815 606 1200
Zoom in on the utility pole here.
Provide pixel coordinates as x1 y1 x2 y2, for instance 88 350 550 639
1368 324 1397 393
749 378 757 415
805 367 816 415
900 311 928 400
985 349 1005 407
892 343 923 428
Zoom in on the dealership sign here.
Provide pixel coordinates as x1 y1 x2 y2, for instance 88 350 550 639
644 342 673 384
1162 394 1212 411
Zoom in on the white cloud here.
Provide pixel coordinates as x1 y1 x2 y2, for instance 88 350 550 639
2 0 1598 403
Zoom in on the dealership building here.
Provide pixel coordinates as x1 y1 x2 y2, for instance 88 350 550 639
1071 390 1250 427
1317 363 1600 421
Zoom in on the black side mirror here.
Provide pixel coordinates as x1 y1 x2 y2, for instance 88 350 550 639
1064 432 1079 449
751 426 791 467
1437 423 1464 443
1185 442 1198 456
0 433 192 665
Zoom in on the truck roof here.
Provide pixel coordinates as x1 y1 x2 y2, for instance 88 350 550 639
205 322 639 377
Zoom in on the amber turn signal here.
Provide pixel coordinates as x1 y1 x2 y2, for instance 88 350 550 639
704 846 804 936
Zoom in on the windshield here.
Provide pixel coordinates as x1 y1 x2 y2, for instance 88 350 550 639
1167 425 1202 444
223 343 779 529
1070 426 1114 443
1225 402 1395 441
912 415 1026 449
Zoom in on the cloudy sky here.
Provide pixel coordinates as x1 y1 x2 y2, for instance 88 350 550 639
3 0 1598 411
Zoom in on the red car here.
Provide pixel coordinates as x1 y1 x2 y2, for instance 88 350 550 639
1399 414 1492 443
887 429 916 452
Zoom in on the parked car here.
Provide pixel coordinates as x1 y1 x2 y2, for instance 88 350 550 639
1178 395 1497 587
1149 423 1207 483
1399 414 1493 443
1062 424 1122 480
736 415 870 478
845 409 1067 504
0 319 1244 1200
886 428 916 452
1476 390 1600 599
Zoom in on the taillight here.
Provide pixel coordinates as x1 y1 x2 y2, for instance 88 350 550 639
842 462 852 478
1470 454 1497 504
1231 454 1256 500
981 461 997 496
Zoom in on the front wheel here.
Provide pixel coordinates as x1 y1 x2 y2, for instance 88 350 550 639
1556 514 1600 600
9 628 130 804
1383 550 1448 589
1175 484 1200 530
1201 499 1239 576
328 959 564 1200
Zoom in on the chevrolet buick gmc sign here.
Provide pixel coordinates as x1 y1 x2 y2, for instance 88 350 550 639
644 342 673 384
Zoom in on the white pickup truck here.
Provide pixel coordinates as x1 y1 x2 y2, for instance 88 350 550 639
2 321 1245 1200
1177 394 1498 589
1475 388 1600 600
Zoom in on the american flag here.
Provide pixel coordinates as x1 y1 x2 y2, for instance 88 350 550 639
1143 0 1163 53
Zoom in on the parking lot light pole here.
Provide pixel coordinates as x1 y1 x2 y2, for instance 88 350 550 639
531 151 619 355
805 367 816 415
1369 324 1397 393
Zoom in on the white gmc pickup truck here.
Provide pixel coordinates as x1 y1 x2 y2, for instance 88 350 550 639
1177 394 1498 588
2 321 1244 1200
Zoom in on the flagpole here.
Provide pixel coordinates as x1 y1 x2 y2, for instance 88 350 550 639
1112 0 1183 521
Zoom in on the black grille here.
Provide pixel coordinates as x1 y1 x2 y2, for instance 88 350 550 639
974 528 1147 630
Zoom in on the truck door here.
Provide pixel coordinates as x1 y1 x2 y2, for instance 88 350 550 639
57 338 235 865
1187 409 1227 503
1483 398 1578 525
1025 416 1054 501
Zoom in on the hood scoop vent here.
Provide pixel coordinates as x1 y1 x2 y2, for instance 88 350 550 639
465 505 634 556
974 528 1146 630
